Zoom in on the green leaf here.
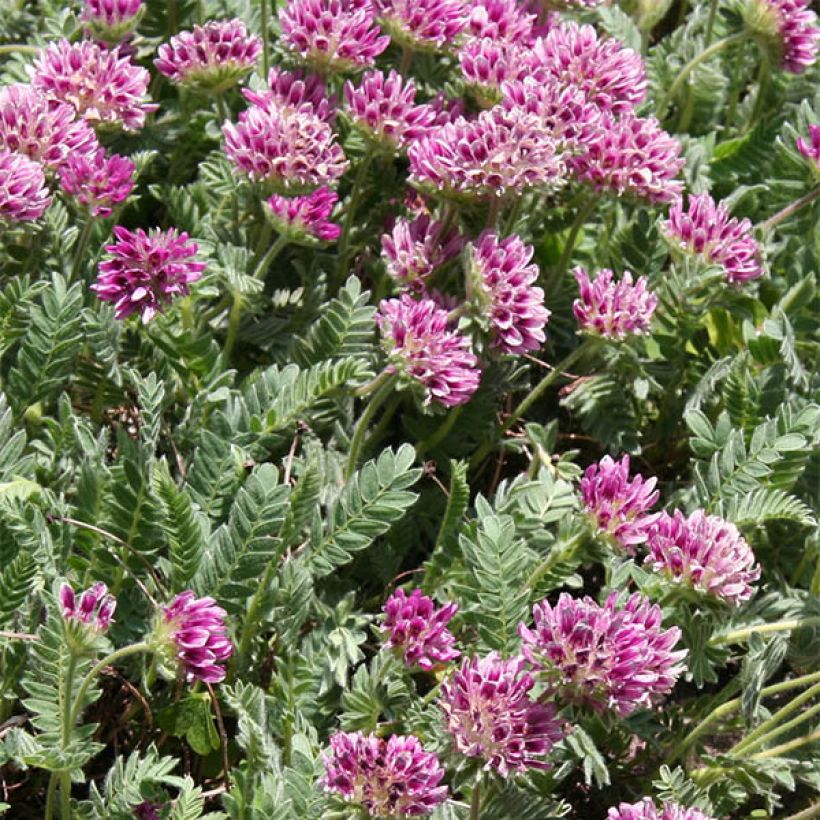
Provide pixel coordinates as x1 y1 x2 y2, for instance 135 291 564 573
0 551 39 627
157 694 220 757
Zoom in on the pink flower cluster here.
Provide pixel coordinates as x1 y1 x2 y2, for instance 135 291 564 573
161 591 233 684
344 70 436 151
747 0 819 74
59 148 135 217
663 193 763 284
93 226 205 322
266 187 341 243
0 150 51 223
82 0 143 44
321 731 448 816
608 798 716 820
244 67 336 123
440 652 563 775
519 592 686 716
469 231 550 354
30 39 156 131
573 267 658 339
374 0 467 51
381 214 465 287
645 510 761 606
155 20 262 92
797 124 820 168
465 0 536 44
280 0 390 73
378 294 481 406
381 587 460 669
59 582 116 632
580 454 660 553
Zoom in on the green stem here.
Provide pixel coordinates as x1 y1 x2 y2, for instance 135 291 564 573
783 802 820 820
70 218 95 281
469 339 596 470
0 44 38 56
758 186 820 233
60 772 71 819
711 616 820 645
746 59 769 131
45 774 58 820
336 152 373 279
656 32 748 117
672 671 820 763
58 651 78 819
469 774 483 820
749 728 820 760
417 406 463 457
729 682 820 756
252 234 289 280
739 700 820 757
704 0 719 46
69 643 151 729
214 91 228 123
526 533 583 590
555 197 597 282
345 374 398 479
224 290 243 361
260 0 270 76
400 46 413 75
237 563 276 667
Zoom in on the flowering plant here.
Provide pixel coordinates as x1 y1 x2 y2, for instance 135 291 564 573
0 0 818 817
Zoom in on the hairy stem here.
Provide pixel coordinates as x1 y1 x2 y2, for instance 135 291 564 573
336 152 373 279
345 374 398 479
749 727 820 760
556 197 597 282
758 186 820 232
417 406 463 458
70 219 95 282
747 59 769 131
252 234 289 280
469 774 483 820
711 616 820 645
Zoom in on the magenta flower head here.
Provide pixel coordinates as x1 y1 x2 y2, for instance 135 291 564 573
244 67 336 123
797 124 820 170
60 582 116 632
154 20 262 93
744 0 818 74
579 454 660 553
0 84 99 169
59 148 135 218
378 294 481 407
381 213 465 289
265 187 341 244
662 193 764 284
608 797 717 820
467 231 550 354
644 510 761 607
440 652 564 775
223 102 349 193
381 587 460 669
0 150 51 223
459 38 526 107
279 0 390 73
30 39 156 132
159 591 233 684
374 0 468 52
527 22 647 115
570 113 684 204
573 267 658 339
322 731 448 816
519 591 686 716
82 0 144 45
93 226 205 322
408 107 565 201
132 802 162 820
465 0 536 45
344 70 436 152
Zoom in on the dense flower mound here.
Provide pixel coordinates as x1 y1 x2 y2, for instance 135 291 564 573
60 582 116 632
374 0 468 52
468 231 550 354
82 0 144 44
378 293 481 406
265 187 341 243
573 267 658 339
0 150 51 222
0 84 99 168
579 454 660 552
93 226 205 322
161 592 233 684
459 38 525 105
243 67 336 123
154 20 262 92
381 587 460 669
527 22 647 114
322 731 448 816
519 592 686 716
663 192 764 283
745 0 819 74
501 76 601 149
465 0 535 44
440 652 563 775
645 510 761 606
223 101 348 192
381 213 465 287
279 0 390 73
31 39 156 131
344 70 436 150
570 113 684 204
608 797 717 820
408 106 565 200
797 124 820 167
59 148 135 217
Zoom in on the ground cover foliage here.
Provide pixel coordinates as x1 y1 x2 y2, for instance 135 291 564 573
0 0 819 817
